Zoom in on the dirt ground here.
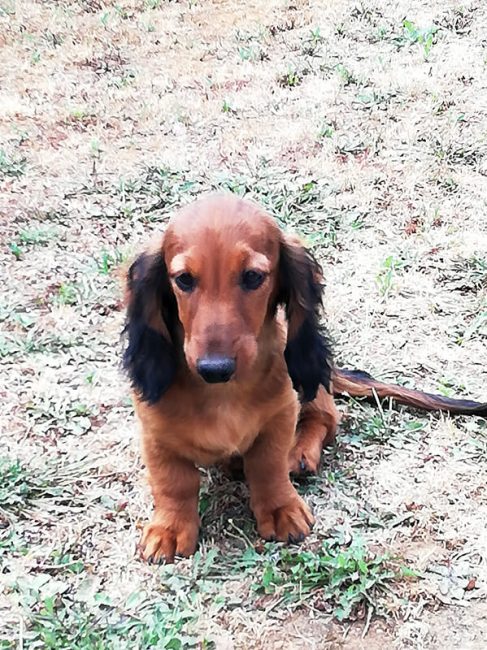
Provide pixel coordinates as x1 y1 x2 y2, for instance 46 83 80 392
1 0 486 648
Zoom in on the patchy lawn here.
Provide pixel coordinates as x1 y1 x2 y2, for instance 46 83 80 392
1 0 486 647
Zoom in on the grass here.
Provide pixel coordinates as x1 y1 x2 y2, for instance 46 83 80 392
375 254 411 298
447 255 487 291
238 44 268 62
110 165 343 249
277 67 305 88
341 404 427 447
1 0 487 647
317 122 334 139
0 457 87 520
56 282 79 306
461 305 487 343
334 63 360 86
0 148 26 178
7 227 58 260
301 27 325 57
0 459 48 517
10 582 205 649
1 454 405 644
10 531 402 648
221 99 236 114
25 393 96 436
95 248 128 275
0 330 86 358
399 20 439 59
17 228 56 245
253 538 405 620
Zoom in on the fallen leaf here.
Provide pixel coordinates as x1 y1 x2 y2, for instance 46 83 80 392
465 577 477 591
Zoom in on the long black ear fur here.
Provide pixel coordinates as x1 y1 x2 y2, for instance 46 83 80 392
122 252 178 404
278 237 333 401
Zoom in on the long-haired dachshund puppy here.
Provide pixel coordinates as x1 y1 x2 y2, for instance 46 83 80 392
123 194 486 563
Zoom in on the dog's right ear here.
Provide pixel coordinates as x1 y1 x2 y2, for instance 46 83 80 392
122 250 178 404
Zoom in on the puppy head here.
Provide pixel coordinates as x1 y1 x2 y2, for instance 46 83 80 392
123 194 332 403
162 194 280 386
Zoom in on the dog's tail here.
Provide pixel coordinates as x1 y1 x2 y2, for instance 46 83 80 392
333 368 487 416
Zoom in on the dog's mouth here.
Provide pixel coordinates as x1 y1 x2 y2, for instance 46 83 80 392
196 356 236 383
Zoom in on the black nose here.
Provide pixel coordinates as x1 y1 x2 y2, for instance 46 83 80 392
196 356 236 383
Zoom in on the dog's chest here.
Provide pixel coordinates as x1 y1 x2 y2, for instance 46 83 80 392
137 369 294 467
171 399 266 465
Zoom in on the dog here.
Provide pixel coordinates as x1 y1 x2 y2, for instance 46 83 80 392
123 193 486 563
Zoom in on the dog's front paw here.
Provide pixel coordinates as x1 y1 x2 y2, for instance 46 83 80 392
140 518 199 564
255 494 314 543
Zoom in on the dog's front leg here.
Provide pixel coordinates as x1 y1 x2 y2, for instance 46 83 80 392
244 407 314 543
140 437 200 563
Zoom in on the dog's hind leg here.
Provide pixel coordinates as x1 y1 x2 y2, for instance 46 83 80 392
289 387 340 475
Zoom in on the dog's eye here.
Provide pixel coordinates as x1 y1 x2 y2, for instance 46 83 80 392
241 270 265 291
175 273 196 292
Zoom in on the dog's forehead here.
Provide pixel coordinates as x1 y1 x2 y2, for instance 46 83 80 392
165 194 279 256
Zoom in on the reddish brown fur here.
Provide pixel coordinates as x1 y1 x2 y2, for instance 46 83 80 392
126 195 335 562
125 194 485 563
163 198 281 381
333 369 487 416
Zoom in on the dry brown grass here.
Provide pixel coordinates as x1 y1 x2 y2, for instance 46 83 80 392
1 0 486 648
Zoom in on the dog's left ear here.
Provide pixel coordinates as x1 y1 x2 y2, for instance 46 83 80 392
277 234 333 401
